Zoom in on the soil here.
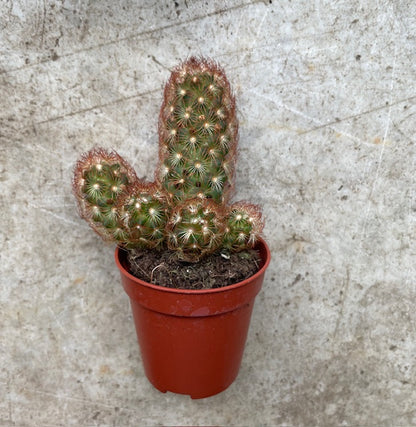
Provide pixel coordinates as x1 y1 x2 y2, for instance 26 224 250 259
126 248 262 290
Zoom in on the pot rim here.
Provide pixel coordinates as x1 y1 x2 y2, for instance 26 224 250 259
115 237 271 296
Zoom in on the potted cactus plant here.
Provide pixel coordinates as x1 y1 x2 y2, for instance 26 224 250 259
72 57 270 399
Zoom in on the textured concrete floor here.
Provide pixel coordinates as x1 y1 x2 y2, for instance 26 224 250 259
1 0 415 425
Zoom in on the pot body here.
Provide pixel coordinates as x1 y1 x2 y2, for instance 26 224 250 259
115 239 270 399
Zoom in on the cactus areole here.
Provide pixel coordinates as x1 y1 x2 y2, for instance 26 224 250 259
72 57 270 398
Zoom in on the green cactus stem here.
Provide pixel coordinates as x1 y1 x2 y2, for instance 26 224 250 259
119 182 169 249
157 57 238 204
166 198 225 262
223 202 264 252
73 148 139 243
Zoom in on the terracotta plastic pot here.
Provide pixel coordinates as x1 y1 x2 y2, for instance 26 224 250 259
115 238 271 399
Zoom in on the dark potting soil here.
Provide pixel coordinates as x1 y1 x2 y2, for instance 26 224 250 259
126 248 262 290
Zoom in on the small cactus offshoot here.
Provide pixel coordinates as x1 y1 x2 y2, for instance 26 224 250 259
223 203 264 252
73 148 138 244
119 182 170 249
166 198 225 262
73 57 264 262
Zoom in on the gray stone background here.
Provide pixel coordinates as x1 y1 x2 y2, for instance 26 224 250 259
1 0 415 425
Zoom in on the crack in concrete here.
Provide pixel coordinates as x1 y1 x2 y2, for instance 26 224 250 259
0 0 267 76
332 267 351 344
298 95 416 136
34 88 159 126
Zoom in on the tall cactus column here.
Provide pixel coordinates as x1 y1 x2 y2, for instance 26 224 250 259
157 57 238 204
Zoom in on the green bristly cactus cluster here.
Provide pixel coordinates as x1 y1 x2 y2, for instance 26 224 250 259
73 57 264 262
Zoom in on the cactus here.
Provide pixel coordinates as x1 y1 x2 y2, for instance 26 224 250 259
157 57 238 204
73 148 139 244
166 198 225 261
73 57 264 262
223 202 264 252
119 182 170 249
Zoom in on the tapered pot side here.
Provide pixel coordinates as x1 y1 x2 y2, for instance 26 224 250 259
115 238 271 399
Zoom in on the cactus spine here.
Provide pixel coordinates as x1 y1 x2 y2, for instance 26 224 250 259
73 57 264 262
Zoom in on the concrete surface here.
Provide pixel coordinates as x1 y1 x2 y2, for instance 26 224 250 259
1 0 415 425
